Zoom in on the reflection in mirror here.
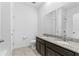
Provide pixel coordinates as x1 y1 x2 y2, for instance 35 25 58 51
62 3 79 42
73 13 79 39
44 10 56 35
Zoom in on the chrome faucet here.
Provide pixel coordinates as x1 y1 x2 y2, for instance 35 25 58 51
43 34 49 37
63 35 67 41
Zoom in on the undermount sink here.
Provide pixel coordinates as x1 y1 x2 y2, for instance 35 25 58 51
56 41 69 45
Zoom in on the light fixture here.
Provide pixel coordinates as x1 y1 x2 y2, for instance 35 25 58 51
32 2 36 4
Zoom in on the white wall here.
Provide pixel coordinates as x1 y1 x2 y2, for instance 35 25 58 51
12 3 38 49
1 2 11 55
0 3 1 39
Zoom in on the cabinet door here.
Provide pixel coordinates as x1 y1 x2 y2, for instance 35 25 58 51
75 53 79 56
40 44 45 56
36 37 45 44
36 39 45 56
36 40 40 53
46 47 60 56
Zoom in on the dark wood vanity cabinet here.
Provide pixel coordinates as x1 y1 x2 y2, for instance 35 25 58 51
36 37 79 56
75 53 79 56
46 41 74 56
46 47 60 56
40 44 45 55
36 37 45 56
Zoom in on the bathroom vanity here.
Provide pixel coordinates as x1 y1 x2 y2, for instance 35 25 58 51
36 34 79 56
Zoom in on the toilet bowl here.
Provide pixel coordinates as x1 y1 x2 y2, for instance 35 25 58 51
28 40 36 49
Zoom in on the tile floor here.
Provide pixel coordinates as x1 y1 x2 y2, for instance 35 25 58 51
12 47 41 56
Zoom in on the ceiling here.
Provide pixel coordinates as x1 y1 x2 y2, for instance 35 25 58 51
23 2 45 8
14 2 45 8
26 2 79 9
62 2 79 10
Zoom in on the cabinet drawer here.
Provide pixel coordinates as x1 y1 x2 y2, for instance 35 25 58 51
46 41 74 56
46 41 55 49
36 37 45 44
54 45 74 56
75 53 79 56
46 47 60 56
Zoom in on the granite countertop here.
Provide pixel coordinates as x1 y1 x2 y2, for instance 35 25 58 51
37 34 79 53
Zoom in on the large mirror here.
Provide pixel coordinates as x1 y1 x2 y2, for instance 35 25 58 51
62 3 79 39
44 8 63 36
44 10 56 35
